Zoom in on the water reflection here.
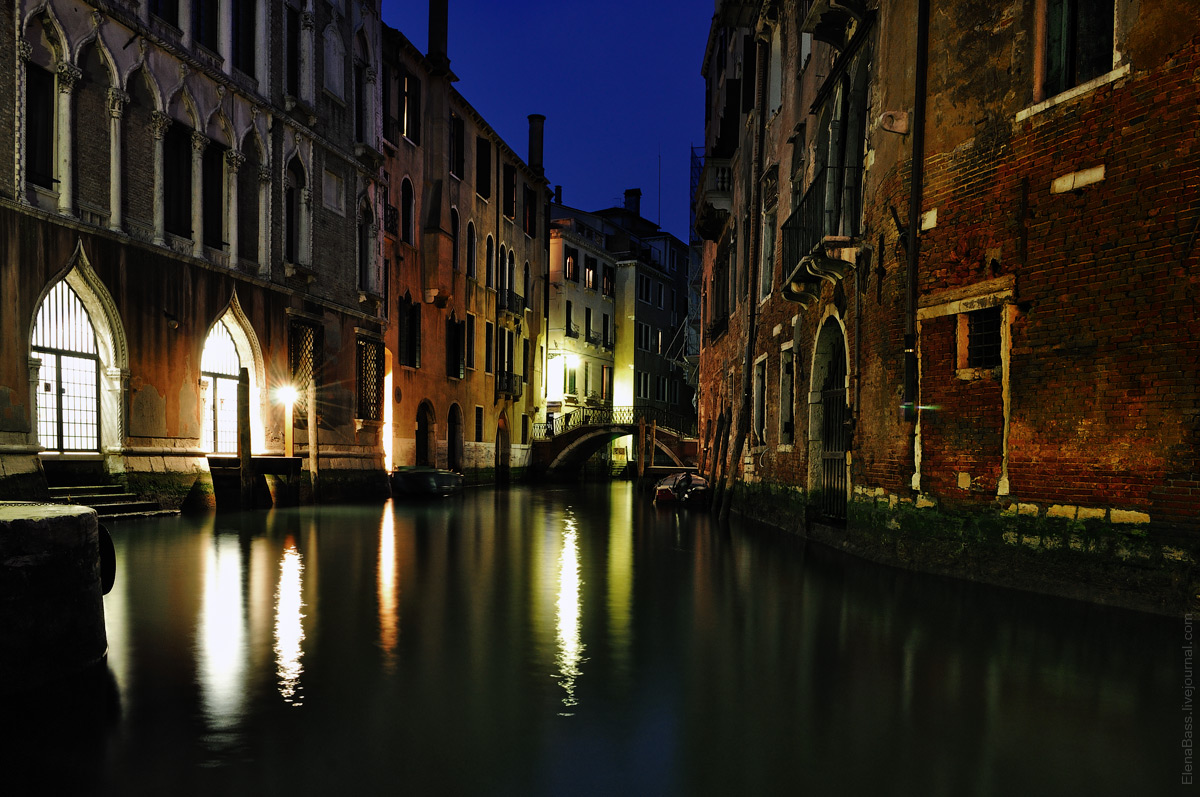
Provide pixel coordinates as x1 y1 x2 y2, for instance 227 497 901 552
607 491 633 676
377 506 399 669
198 533 246 732
274 535 305 704
555 512 584 712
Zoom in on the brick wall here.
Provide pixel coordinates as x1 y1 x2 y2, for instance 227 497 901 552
74 70 111 218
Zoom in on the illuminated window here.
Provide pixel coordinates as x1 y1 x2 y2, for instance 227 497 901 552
32 282 100 452
202 320 241 454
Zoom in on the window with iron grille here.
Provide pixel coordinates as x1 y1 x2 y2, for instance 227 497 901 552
289 320 322 419
967 306 1003 369
475 405 484 442
356 337 384 421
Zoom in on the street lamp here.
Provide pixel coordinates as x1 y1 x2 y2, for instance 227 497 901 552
278 385 298 457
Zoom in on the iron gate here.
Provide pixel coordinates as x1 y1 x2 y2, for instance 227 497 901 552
32 281 101 452
819 340 848 521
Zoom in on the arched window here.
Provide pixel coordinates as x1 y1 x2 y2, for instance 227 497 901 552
485 236 494 286
466 222 477 279
285 156 306 264
496 245 505 291
323 25 345 99
32 281 100 452
450 208 460 271
507 251 516 299
400 177 414 244
201 319 242 454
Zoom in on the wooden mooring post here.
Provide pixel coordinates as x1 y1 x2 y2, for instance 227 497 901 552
237 368 252 509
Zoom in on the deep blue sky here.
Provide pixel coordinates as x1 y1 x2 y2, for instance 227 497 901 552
380 1 711 243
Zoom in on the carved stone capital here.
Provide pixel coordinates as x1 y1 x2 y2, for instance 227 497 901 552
107 88 130 119
258 165 272 183
18 39 33 62
365 67 377 85
300 11 315 30
56 62 82 94
302 188 313 207
225 150 247 173
150 110 173 140
191 131 210 154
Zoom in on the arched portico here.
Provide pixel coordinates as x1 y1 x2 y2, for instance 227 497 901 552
199 292 266 455
808 313 850 521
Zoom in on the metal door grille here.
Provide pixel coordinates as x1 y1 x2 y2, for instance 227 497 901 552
289 321 318 418
357 338 384 421
32 281 101 452
820 340 848 521
202 320 241 454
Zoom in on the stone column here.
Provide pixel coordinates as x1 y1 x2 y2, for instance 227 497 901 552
16 40 33 203
300 12 315 105
106 88 129 232
27 357 42 450
55 62 82 217
191 131 209 257
257 165 271 277
368 222 380 294
301 187 313 266
364 67 377 146
226 150 245 267
150 111 172 245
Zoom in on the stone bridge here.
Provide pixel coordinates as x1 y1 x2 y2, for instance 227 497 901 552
530 406 697 477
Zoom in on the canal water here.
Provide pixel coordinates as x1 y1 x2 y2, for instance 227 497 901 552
10 483 1182 795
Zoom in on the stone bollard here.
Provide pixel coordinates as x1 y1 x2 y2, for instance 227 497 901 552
0 503 108 694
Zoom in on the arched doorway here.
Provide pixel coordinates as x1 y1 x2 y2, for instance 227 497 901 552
809 316 849 521
495 413 511 483
201 320 241 453
447 403 464 473
32 281 101 452
415 401 436 466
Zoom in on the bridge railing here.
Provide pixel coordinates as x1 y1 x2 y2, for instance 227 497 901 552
532 406 696 441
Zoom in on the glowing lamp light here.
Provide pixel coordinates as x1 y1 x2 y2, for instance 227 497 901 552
278 385 299 406
566 354 581 369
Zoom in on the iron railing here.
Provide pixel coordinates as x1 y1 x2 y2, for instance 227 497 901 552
495 370 522 400
789 165 863 264
532 405 697 441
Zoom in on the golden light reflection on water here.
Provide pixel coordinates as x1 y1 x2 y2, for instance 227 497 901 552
199 534 246 728
378 507 399 669
607 491 633 674
274 536 306 705
556 516 584 713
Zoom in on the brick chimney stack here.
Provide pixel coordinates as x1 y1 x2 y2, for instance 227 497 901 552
428 0 450 74
624 188 642 217
528 114 545 179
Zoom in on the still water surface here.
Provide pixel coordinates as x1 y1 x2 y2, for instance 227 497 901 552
17 483 1182 794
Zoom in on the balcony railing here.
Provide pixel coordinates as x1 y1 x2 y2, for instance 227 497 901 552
585 330 600 345
565 323 580 339
496 370 523 399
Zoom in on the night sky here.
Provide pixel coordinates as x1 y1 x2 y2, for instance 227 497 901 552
380 0 711 243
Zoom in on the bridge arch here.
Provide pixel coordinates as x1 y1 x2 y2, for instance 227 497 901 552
546 425 684 474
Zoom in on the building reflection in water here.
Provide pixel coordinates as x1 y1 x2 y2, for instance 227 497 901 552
198 533 246 730
555 513 584 713
377 505 399 671
274 534 306 705
606 490 634 677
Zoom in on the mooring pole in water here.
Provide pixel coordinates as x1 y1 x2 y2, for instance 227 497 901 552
307 379 319 503
650 420 657 471
237 367 252 509
637 416 645 479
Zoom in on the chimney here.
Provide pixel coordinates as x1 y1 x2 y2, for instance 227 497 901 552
528 114 545 178
428 0 450 74
624 188 642 216
554 185 562 204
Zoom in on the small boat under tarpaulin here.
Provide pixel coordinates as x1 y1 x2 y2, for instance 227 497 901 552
653 472 710 506
390 467 463 498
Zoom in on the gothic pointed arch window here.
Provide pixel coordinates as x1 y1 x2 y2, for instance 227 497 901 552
201 319 241 453
485 236 494 287
285 156 306 264
32 282 101 452
466 221 477 279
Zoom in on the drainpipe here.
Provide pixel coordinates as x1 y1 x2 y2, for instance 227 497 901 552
903 0 929 432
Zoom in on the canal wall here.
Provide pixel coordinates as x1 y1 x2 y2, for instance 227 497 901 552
726 482 1198 616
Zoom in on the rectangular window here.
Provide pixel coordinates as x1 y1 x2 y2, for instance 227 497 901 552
476 137 491 198
285 5 300 97
656 282 665 309
759 211 776 301
24 64 54 189
603 266 615 297
465 314 475 369
780 348 795 445
446 317 465 379
503 164 517 218
601 366 613 399
602 314 611 347
485 322 494 373
637 274 651 303
475 406 484 442
356 337 384 422
401 67 421 144
233 2 256 75
323 170 345 214
383 65 398 143
635 371 649 400
966 306 1003 369
193 0 219 52
449 113 465 178
564 247 580 282
523 339 530 383
636 323 651 351
583 362 591 397
655 376 667 402
1044 0 1115 98
584 308 593 341
523 185 537 236
397 294 421 368
151 0 179 27
584 257 597 290
565 301 576 337
753 359 767 443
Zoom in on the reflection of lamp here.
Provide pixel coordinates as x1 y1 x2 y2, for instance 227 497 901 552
278 385 298 457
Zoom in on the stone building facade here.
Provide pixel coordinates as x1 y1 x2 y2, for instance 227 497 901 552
379 14 549 483
695 0 1200 613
